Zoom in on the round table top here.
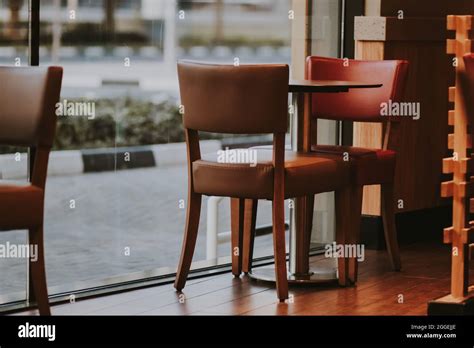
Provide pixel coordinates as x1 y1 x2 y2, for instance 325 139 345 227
289 79 383 93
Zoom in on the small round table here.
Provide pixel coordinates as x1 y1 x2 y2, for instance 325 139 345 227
249 79 383 284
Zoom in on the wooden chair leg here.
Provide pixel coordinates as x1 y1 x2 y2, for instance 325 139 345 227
381 182 402 271
242 199 258 274
174 192 202 291
273 194 289 302
28 226 50 316
231 198 245 277
348 186 363 284
335 187 352 287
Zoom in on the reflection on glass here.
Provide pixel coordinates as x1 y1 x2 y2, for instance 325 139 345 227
309 0 341 246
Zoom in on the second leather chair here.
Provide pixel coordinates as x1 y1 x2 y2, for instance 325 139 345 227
239 57 409 284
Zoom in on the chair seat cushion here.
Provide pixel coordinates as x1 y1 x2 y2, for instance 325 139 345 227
192 149 350 199
0 182 44 230
312 145 396 185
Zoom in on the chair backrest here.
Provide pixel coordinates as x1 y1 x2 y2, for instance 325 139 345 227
0 66 63 148
177 61 289 134
306 56 409 122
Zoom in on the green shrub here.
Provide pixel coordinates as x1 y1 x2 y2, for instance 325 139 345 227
53 97 187 151
179 34 286 49
0 97 228 155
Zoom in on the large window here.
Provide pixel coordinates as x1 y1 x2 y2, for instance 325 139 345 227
0 0 294 305
0 0 343 307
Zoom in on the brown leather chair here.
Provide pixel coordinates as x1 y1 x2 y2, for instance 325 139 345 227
0 66 63 315
174 61 352 301
239 57 409 283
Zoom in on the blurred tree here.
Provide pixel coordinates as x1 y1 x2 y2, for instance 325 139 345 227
103 0 116 41
215 0 224 42
6 0 24 40
51 0 62 63
177 0 193 10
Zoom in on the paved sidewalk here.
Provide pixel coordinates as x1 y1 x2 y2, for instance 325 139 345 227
0 165 275 297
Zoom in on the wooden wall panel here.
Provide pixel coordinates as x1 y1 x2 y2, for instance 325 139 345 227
379 0 474 18
383 41 452 213
355 12 457 216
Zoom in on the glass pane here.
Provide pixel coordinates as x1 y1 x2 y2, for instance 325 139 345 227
32 0 293 296
0 0 346 308
310 0 341 245
0 231 28 304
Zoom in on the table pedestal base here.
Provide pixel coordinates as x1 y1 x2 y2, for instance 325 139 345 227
428 288 474 315
248 265 339 284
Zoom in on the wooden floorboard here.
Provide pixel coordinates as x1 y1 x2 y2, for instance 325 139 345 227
14 242 474 316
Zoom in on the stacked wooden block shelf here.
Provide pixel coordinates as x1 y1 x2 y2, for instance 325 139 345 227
430 15 474 315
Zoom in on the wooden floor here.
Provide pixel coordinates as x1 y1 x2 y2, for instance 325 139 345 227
16 242 474 316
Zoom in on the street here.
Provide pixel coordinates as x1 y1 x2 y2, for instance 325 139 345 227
0 165 275 297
